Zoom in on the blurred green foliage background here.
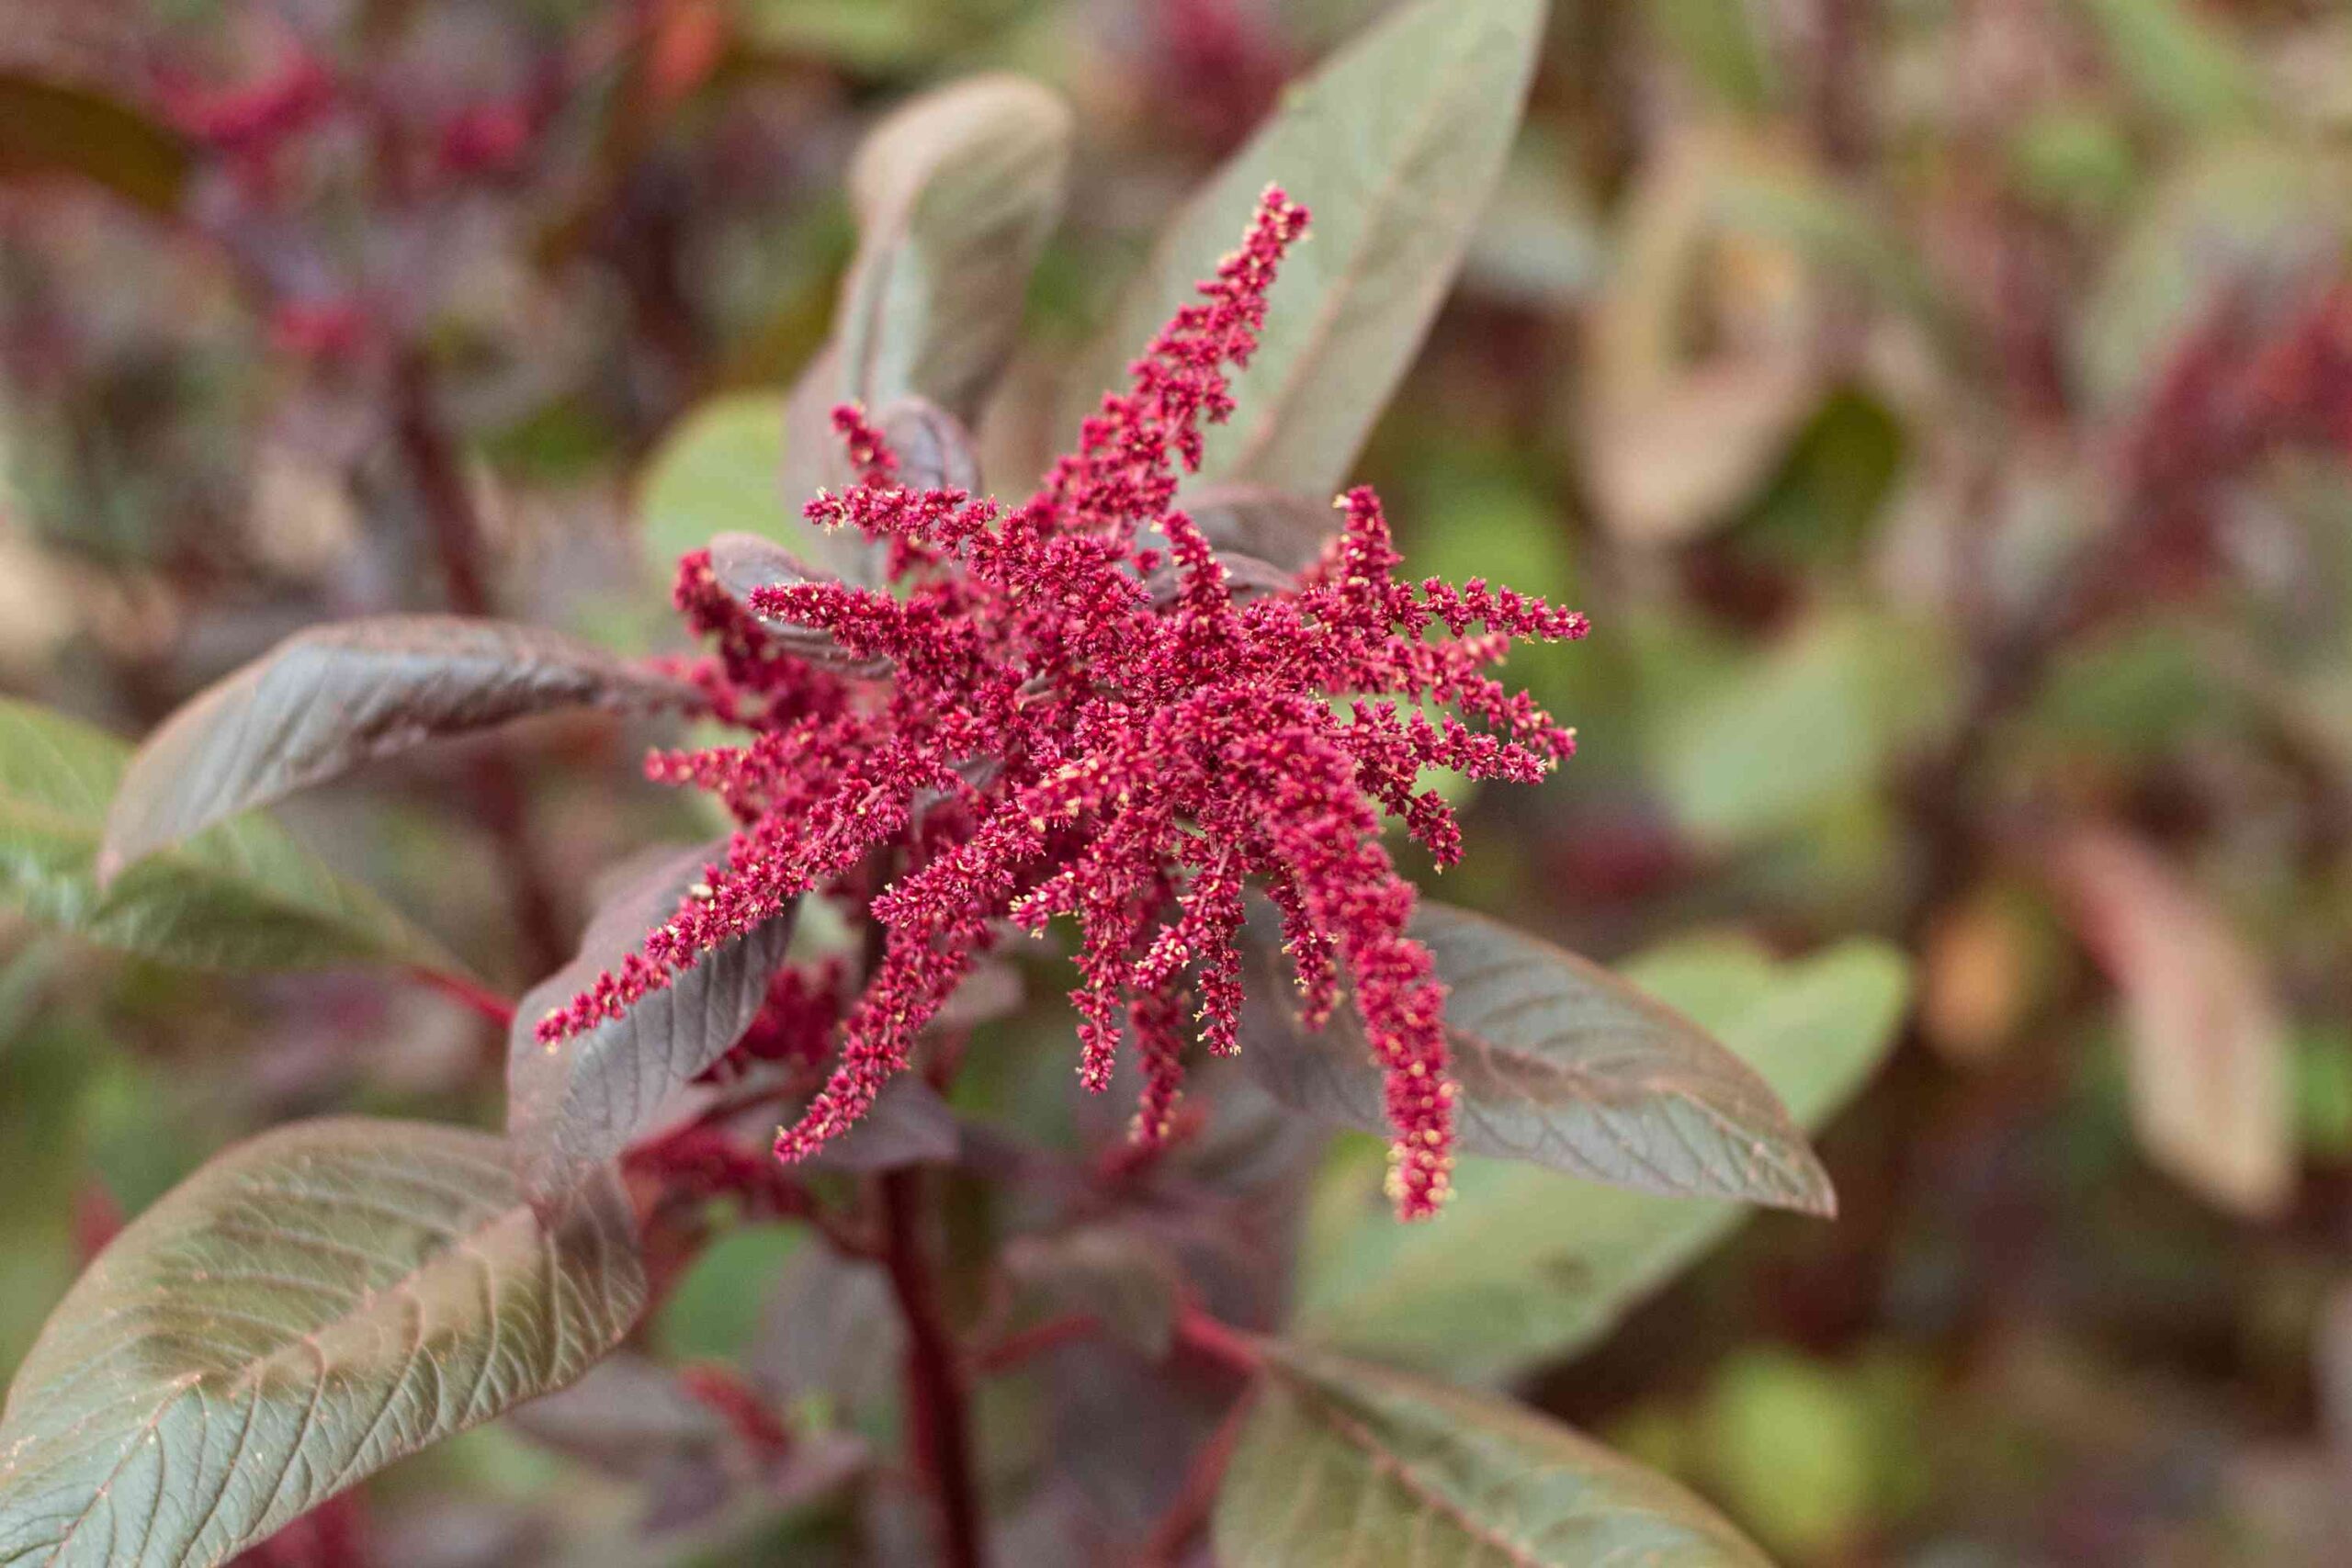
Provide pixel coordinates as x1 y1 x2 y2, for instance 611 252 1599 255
7 0 2352 1562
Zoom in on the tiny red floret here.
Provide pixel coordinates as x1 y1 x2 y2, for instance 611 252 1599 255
544 187 1588 1219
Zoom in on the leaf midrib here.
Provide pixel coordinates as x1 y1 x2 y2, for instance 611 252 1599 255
31 1197 545 1565
1274 1375 1548 1568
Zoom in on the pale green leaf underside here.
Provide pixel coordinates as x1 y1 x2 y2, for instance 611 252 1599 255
1064 0 1545 501
1244 900 1833 1213
1296 940 1911 1384
0 1119 645 1568
1216 1340 1772 1566
0 697 455 974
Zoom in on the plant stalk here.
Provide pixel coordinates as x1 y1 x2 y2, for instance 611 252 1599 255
390 349 571 978
878 1165 988 1568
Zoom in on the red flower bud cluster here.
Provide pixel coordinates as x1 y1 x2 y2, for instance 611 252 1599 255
545 187 1587 1218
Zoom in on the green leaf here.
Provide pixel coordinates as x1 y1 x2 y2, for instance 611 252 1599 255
0 696 456 974
0 72 190 217
0 1118 645 1567
1650 611 1959 850
1216 1340 1773 1566
1063 0 1546 500
509 843 798 1202
1295 939 1910 1384
2073 0 2260 130
1243 900 1834 1213
736 0 1038 73
637 391 799 570
1645 0 1779 116
100 617 697 879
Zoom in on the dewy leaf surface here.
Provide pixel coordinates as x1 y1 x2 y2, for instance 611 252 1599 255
100 617 697 879
1215 1340 1773 1566
1063 0 1545 500
1295 939 1910 1385
1243 899 1835 1213
0 697 455 975
0 1118 645 1568
508 842 798 1202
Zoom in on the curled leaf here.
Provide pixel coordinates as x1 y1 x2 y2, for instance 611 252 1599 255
707 532 895 677
774 77 1068 578
838 75 1074 425
876 395 982 493
1187 485 1344 574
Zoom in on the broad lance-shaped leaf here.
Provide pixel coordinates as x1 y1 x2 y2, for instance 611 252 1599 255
836 77 1072 425
0 1119 645 1568
509 843 798 1201
1242 899 1835 1213
1216 1340 1772 1567
101 616 698 880
1296 939 1910 1385
775 75 1070 574
0 696 456 975
1062 0 1544 500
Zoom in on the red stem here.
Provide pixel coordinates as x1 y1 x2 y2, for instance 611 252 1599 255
968 1312 1100 1376
413 966 517 1029
878 1166 988 1568
1171 1303 1264 1376
389 350 571 979
1136 1389 1257 1566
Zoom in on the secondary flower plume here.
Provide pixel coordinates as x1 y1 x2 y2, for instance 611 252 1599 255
537 188 1588 1218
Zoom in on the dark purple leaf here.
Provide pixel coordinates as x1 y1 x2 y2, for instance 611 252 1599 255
1186 485 1341 573
877 396 982 492
1006 1224 1185 1359
509 841 797 1203
100 616 698 880
801 1076 961 1171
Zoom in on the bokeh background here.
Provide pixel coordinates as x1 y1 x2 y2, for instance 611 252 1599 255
6 0 2352 1563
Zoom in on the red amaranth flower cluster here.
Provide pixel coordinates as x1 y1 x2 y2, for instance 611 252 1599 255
542 187 1588 1218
